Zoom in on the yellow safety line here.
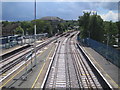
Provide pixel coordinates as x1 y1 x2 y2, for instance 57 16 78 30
31 46 54 89
31 63 45 89
0 49 46 77
0 44 53 88
1 73 6 76
82 74 89 76
82 47 120 88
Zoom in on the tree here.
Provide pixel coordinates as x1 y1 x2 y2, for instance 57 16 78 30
116 21 120 47
57 23 66 33
2 21 11 27
78 12 104 42
88 14 104 42
43 22 53 37
32 19 55 36
14 26 24 35
21 21 34 35
104 21 118 45
78 12 91 38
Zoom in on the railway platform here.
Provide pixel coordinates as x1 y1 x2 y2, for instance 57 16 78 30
0 40 43 56
79 42 120 89
1 44 28 56
0 31 119 89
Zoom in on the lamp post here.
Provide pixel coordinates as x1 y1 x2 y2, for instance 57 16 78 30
106 34 109 59
33 0 37 67
87 30 90 46
104 33 110 64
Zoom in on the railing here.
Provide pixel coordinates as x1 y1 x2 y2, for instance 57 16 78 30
77 36 120 68
0 33 47 49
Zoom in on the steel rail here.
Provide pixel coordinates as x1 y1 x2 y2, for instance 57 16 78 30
0 36 59 76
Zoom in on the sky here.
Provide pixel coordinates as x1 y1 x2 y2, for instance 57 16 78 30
1 0 120 22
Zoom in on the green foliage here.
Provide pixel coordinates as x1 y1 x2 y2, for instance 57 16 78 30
78 12 91 38
2 18 77 38
14 26 24 35
57 23 65 33
2 21 10 27
116 21 120 47
21 21 34 35
88 14 104 42
19 20 54 36
103 21 118 45
78 12 104 42
2 19 70 37
78 12 118 46
32 20 52 35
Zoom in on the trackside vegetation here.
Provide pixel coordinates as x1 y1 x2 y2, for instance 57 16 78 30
78 12 120 47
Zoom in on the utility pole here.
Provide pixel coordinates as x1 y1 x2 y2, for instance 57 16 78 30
88 30 90 46
33 0 37 67
106 33 110 64
106 34 109 58
118 2 120 48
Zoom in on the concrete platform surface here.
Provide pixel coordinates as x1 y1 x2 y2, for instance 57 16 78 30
1 40 43 56
79 43 120 89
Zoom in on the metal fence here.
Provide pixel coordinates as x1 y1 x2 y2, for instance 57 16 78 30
77 37 120 68
0 33 48 49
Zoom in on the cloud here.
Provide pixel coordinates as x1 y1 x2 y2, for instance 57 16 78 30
2 2 119 21
100 11 118 22
89 2 118 11
2 0 120 2
54 0 119 2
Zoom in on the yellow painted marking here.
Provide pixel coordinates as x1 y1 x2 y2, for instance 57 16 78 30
82 74 89 76
31 46 54 89
0 44 53 88
31 63 46 89
1 73 6 76
44 47 48 49
2 74 6 76
0 65 26 88
82 47 120 88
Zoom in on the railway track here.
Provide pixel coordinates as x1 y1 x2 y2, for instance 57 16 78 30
1 44 31 60
41 31 112 89
70 35 102 89
0 36 59 77
65 36 80 88
0 32 71 82
0 31 112 89
45 37 67 88
44 32 79 88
